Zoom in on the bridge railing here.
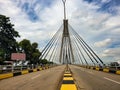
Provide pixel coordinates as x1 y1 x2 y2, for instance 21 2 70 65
0 64 57 74
77 64 120 70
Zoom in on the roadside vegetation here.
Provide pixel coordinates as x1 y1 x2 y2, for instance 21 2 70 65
0 14 51 65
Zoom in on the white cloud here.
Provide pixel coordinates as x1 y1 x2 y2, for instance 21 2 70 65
111 28 120 33
101 0 110 3
94 38 112 47
0 0 62 48
102 48 120 60
103 15 120 30
0 0 120 63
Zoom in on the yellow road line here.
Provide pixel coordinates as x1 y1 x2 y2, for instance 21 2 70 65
0 73 13 80
96 68 99 71
116 70 120 75
65 71 70 73
39 68 43 71
60 69 77 90
33 69 37 72
0 66 51 80
103 69 109 72
64 74 72 76
60 84 77 90
63 77 73 80
21 70 28 75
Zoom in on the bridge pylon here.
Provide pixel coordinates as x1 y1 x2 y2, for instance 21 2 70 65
59 20 74 64
39 0 105 67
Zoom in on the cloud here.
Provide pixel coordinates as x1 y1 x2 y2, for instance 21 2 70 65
84 0 120 15
0 0 62 47
102 48 120 60
0 0 120 63
94 38 112 47
101 0 111 3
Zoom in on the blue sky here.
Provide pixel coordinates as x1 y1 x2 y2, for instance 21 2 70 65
0 0 120 63
84 0 120 15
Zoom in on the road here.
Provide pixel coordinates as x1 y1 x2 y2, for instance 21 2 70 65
69 65 120 90
0 65 65 90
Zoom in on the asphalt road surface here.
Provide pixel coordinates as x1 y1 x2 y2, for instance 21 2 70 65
69 65 120 90
0 65 66 90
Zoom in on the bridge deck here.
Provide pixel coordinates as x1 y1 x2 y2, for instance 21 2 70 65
0 65 120 90
70 65 120 90
0 65 65 90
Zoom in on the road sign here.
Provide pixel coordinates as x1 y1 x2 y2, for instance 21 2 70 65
11 53 26 60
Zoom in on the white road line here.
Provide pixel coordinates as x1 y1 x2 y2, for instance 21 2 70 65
87 71 94 75
31 74 41 80
80 68 86 71
104 77 120 85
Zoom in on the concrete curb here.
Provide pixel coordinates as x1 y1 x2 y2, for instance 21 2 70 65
81 66 120 75
0 67 49 80
60 70 77 90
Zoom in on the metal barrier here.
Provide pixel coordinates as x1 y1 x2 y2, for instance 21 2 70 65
0 64 57 74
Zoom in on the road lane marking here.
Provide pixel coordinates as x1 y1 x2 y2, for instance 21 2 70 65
80 68 85 71
79 68 94 75
104 77 120 85
87 71 94 75
60 70 77 90
31 74 41 80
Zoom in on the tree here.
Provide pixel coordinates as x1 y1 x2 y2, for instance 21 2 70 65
19 39 41 64
40 59 48 64
31 42 41 64
0 48 5 64
32 43 38 50
0 14 20 61
19 39 32 61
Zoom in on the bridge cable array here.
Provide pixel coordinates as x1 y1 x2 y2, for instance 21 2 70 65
39 21 105 66
39 0 105 66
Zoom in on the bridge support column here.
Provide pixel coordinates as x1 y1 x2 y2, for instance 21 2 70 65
59 20 75 64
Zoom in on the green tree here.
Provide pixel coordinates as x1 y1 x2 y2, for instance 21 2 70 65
0 48 5 64
32 43 38 50
0 14 20 61
19 39 41 64
19 39 32 61
40 59 48 64
31 42 41 64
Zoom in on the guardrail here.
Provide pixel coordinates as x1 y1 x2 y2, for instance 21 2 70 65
0 64 56 74
76 65 120 75
77 65 120 70
0 64 58 80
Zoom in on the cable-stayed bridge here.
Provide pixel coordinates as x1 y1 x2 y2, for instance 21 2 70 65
39 19 105 67
39 0 104 67
0 0 120 90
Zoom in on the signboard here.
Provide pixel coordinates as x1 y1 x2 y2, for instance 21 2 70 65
11 53 26 60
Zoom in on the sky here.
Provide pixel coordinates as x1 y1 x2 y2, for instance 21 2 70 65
0 0 120 63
